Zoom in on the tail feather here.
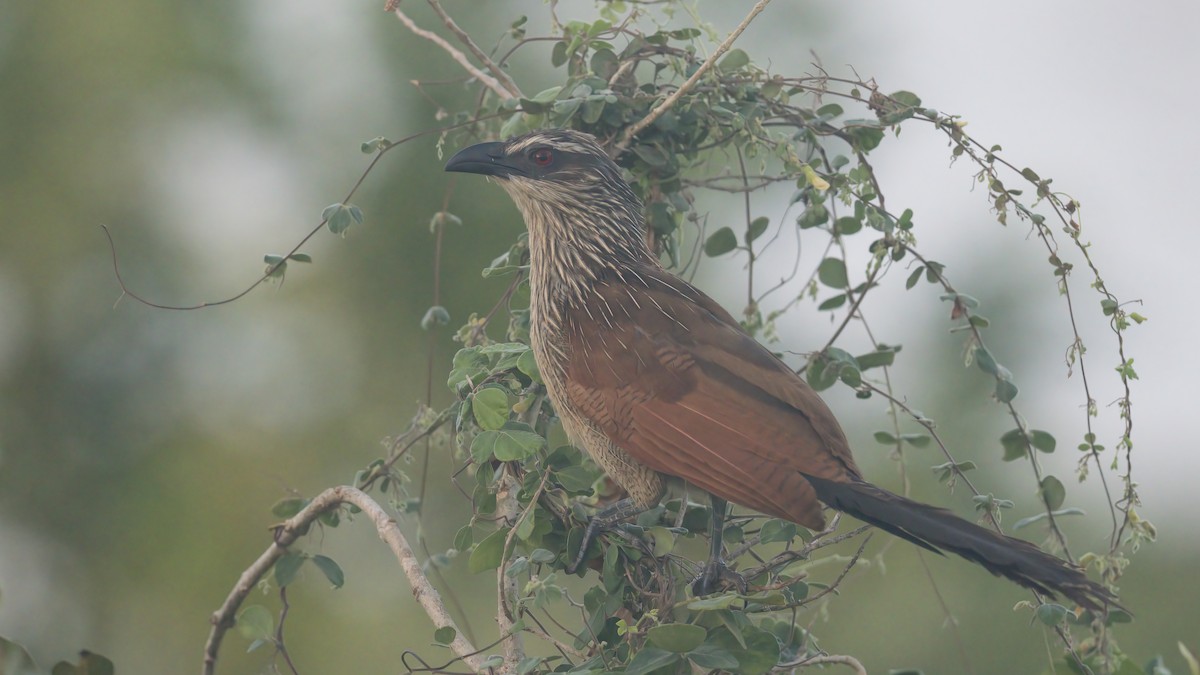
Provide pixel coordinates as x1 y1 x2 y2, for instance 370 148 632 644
803 474 1119 612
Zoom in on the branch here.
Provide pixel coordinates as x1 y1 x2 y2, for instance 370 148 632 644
203 486 484 675
425 0 523 98
783 653 868 675
391 5 517 101
616 0 773 151
494 467 526 670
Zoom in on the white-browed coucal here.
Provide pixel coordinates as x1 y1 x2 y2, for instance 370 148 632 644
445 128 1116 611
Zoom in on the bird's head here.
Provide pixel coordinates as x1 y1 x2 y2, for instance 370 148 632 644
445 130 649 266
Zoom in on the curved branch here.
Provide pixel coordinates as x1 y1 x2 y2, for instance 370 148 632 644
202 486 484 675
392 5 516 101
617 0 773 151
783 653 867 675
425 0 523 98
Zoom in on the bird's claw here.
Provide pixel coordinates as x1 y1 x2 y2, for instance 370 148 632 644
691 558 747 596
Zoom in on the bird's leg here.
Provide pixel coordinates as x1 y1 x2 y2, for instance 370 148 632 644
691 495 748 596
566 497 649 574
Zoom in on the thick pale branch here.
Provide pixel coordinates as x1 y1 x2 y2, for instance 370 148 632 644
392 6 515 101
617 0 773 151
203 486 484 675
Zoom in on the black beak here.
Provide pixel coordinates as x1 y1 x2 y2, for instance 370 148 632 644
444 141 515 177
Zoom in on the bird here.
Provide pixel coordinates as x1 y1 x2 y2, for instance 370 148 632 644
444 128 1117 611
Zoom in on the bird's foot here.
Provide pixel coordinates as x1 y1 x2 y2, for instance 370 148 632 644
568 497 652 569
691 558 747 596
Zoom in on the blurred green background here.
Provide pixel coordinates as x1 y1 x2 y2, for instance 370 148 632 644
1 2 1196 673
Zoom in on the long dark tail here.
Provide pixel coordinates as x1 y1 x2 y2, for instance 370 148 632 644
804 474 1119 612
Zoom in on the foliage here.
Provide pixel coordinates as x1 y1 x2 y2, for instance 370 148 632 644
60 1 1168 674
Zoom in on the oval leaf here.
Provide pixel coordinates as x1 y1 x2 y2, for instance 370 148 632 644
471 387 510 431
704 227 738 257
817 257 848 288
646 624 706 653
310 554 345 588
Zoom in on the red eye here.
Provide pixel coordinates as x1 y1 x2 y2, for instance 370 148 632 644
531 148 554 166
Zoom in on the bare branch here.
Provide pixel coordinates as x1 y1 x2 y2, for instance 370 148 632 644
203 486 484 675
392 6 516 101
783 653 868 675
425 0 523 98
617 0 773 151
494 468 526 670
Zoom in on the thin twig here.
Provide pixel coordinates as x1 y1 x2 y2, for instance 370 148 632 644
783 653 867 675
275 586 301 675
425 0 523 98
392 6 515 101
616 0 773 151
202 486 484 675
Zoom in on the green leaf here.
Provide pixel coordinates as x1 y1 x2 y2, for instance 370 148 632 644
796 204 829 229
1012 507 1086 531
471 422 546 463
816 103 844 118
311 554 345 588
471 387 510 431
1030 430 1057 453
51 652 115 675
1036 603 1069 626
995 378 1019 403
288 253 312 263
833 216 862 236
1040 475 1066 510
718 48 750 72
274 552 305 587
453 525 473 552
890 90 922 108
624 648 681 675
838 363 862 387
550 40 569 67
323 202 363 235
517 349 541 383
646 624 706 652
856 349 896 370
707 623 781 675
704 227 738 256
931 460 977 483
271 498 307 518
874 431 897 444
468 527 511 574
237 605 274 641
421 305 450 330
759 519 797 544
686 593 739 611
433 626 457 645
746 216 769 243
479 342 529 355
516 657 544 675
906 266 925 290
1000 429 1028 461
817 257 849 288
974 346 1001 376
632 143 669 167
687 642 740 670
447 347 489 389
817 294 846 311
845 122 884 152
518 86 564 113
